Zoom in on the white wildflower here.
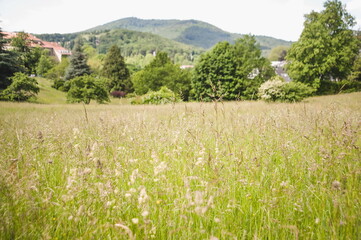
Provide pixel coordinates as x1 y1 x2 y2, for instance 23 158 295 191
280 181 288 187
154 161 167 175
131 218 139 224
141 210 149 218
138 187 149 205
129 169 139 184
72 128 80 137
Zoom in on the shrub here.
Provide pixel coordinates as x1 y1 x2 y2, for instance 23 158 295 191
67 75 110 104
1 72 40 101
110 90 127 98
317 80 361 95
51 78 68 92
258 77 314 102
281 81 315 102
257 77 285 102
131 86 181 105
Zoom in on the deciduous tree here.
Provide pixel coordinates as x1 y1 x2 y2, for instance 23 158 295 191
132 52 192 100
10 31 42 74
36 50 56 76
286 0 360 90
192 35 274 101
67 75 110 104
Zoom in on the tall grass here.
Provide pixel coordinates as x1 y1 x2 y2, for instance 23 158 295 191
0 93 360 239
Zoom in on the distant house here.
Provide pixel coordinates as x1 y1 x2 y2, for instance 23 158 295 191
2 31 71 62
271 61 292 82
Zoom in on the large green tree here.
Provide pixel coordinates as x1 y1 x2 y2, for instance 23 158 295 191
10 32 42 74
192 35 274 101
132 52 192 100
67 75 110 104
36 50 56 76
286 0 360 90
65 40 91 81
268 46 289 61
101 45 132 92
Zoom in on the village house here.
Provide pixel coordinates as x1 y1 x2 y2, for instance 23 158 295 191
2 31 71 62
271 61 292 82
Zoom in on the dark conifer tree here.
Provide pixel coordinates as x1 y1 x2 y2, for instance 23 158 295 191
0 28 21 90
64 39 91 81
101 45 132 92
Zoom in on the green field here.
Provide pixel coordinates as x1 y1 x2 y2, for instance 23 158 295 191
0 92 360 239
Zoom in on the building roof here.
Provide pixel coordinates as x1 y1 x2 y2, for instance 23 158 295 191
2 31 71 56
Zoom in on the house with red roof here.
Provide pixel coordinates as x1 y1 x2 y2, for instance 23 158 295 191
2 31 71 62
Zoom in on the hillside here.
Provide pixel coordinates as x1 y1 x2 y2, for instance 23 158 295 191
85 29 203 56
37 29 204 65
36 17 293 64
86 17 292 50
33 77 66 104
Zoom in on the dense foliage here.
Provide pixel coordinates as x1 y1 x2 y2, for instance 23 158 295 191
268 46 289 61
95 29 201 64
286 0 360 91
10 32 43 75
192 35 274 101
348 53 361 82
1 72 39 101
67 75 110 104
101 45 133 92
132 52 192 100
0 28 21 90
36 50 56 76
258 76 315 102
131 86 180 105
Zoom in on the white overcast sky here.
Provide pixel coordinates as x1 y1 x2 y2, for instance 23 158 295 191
0 0 360 41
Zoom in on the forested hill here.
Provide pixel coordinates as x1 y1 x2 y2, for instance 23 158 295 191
86 17 292 50
36 29 204 64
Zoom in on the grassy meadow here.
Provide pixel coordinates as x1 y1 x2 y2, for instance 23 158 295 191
0 92 360 239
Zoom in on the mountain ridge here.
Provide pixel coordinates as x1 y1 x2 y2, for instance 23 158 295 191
85 17 292 50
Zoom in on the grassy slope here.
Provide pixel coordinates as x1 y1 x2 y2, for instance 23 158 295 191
0 92 360 239
33 77 128 105
34 77 67 104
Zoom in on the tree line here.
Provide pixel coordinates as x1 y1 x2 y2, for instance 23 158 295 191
1 0 360 104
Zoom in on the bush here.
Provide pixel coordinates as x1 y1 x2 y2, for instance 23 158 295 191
257 77 285 102
281 81 315 102
131 86 181 105
317 80 361 95
1 72 40 101
258 77 314 102
110 90 127 98
67 75 110 104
